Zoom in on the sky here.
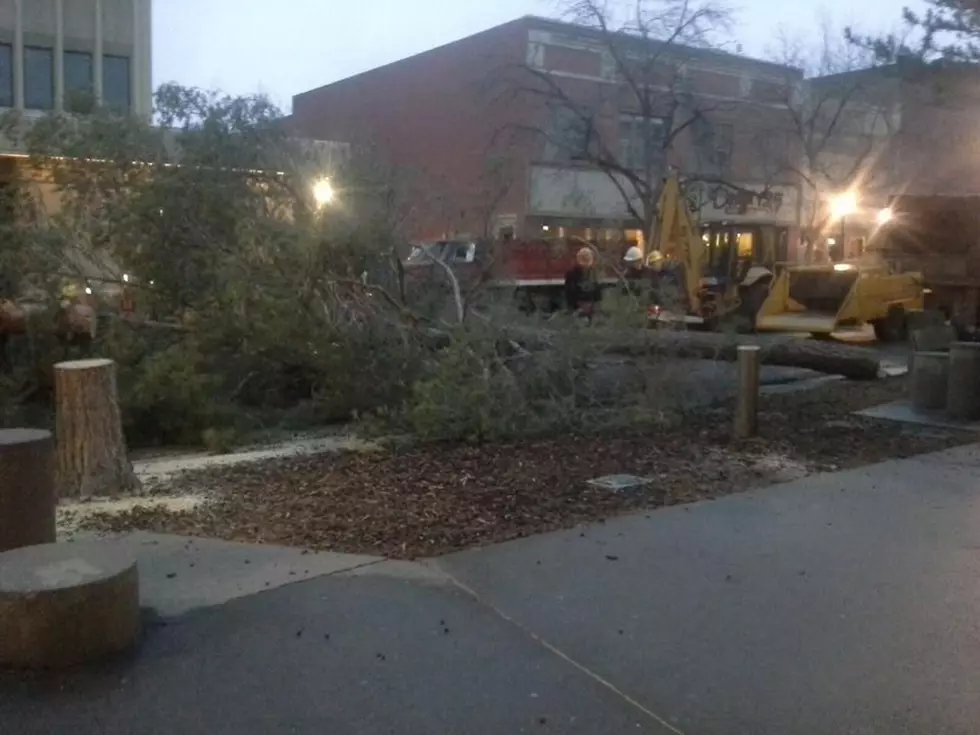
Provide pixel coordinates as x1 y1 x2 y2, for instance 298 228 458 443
153 0 909 112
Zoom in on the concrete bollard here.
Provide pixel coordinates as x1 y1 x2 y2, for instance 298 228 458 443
0 429 56 553
734 345 761 439
946 342 980 421
909 351 950 411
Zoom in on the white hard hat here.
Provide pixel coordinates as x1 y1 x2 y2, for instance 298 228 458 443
623 246 643 263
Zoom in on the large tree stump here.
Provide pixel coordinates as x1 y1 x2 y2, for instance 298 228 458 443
54 358 140 499
909 351 950 411
946 342 980 421
0 429 56 553
0 541 140 668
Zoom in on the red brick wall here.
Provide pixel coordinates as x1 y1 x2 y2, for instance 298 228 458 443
292 20 534 240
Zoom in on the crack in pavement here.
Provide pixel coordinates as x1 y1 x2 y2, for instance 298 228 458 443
436 564 688 735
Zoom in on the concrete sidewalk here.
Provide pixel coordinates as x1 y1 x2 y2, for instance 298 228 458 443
4 445 980 734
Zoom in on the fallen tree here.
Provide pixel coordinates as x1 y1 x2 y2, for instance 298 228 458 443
499 326 882 380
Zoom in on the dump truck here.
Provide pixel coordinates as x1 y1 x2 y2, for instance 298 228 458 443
647 176 925 339
867 194 980 336
403 236 625 312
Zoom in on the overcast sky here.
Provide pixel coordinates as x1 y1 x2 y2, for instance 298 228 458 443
153 0 910 112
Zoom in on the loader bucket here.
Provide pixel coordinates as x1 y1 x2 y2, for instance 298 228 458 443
755 266 860 334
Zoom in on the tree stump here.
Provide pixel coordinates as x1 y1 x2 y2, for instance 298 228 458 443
0 541 140 668
54 358 140 499
946 342 980 421
0 429 56 553
909 351 950 411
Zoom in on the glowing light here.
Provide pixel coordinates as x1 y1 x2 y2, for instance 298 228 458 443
876 207 894 226
122 273 130 283
829 191 858 220
833 262 855 272
84 286 93 295
312 178 335 206
542 225 550 232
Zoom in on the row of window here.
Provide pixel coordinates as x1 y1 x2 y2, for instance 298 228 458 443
0 43 130 112
545 107 734 174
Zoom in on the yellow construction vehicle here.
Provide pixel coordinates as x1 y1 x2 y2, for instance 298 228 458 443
647 175 925 339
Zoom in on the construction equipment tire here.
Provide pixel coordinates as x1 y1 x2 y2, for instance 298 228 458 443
872 306 908 343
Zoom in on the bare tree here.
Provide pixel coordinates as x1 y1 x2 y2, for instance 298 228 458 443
760 14 898 258
488 0 735 239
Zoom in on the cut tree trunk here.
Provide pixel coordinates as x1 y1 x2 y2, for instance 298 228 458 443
504 327 882 380
54 358 140 499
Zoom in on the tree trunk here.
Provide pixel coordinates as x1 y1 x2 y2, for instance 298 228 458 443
504 327 882 380
54 358 140 499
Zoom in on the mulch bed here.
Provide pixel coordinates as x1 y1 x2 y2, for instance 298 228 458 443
79 378 974 558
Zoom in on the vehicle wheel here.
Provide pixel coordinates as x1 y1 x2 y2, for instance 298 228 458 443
872 306 908 343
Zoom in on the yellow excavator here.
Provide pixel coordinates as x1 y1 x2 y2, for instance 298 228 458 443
647 175 925 340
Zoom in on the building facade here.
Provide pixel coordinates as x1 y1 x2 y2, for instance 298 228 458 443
292 15 804 255
0 0 152 122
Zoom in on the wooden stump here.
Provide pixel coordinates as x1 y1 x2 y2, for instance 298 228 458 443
734 345 761 439
54 358 140 499
0 429 56 553
909 351 950 411
0 541 140 668
946 342 980 421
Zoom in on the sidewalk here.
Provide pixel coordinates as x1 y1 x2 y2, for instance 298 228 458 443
4 445 980 734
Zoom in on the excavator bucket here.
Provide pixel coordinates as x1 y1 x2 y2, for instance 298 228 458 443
755 265 924 335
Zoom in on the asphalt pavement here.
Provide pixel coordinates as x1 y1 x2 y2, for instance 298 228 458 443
4 444 979 735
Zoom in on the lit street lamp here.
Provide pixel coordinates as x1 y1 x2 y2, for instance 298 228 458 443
312 178 335 208
876 207 894 226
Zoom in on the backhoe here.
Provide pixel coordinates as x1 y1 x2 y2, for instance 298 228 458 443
646 175 924 339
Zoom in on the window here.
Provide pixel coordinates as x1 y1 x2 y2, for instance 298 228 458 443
714 123 733 172
64 51 93 111
0 44 11 107
24 47 53 110
449 242 476 264
102 55 130 111
618 115 666 171
543 105 593 162
736 231 754 258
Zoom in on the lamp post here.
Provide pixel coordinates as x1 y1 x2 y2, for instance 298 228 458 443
828 191 858 262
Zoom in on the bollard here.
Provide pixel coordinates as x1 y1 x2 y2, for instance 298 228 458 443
0 429 56 553
734 345 761 439
946 342 980 421
909 351 950 411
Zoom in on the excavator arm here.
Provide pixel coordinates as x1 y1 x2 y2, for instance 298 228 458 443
649 175 706 315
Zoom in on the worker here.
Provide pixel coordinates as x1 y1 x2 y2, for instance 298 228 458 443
622 245 653 301
564 246 602 321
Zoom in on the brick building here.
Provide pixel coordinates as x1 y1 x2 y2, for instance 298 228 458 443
292 15 804 256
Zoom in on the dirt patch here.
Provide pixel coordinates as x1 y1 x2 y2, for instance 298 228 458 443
76 378 974 558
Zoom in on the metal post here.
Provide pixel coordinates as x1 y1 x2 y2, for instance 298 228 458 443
734 345 761 439
840 216 846 261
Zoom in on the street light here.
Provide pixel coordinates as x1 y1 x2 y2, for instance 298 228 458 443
828 191 858 262
876 207 894 226
312 177 335 207
829 191 858 220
